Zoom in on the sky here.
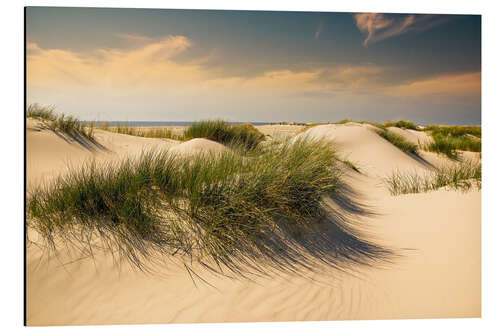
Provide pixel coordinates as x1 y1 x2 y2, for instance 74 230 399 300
26 7 481 124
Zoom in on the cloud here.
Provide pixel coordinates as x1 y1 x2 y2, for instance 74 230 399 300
314 21 323 40
354 13 450 46
27 35 196 89
26 36 479 123
27 35 392 97
386 72 481 99
28 36 477 100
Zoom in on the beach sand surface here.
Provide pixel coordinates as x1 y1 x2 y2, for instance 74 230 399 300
26 122 481 325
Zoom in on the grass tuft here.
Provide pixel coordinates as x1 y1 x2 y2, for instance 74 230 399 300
27 104 95 139
183 120 265 150
97 122 180 140
424 125 481 159
337 118 353 124
425 125 481 138
384 159 481 195
28 139 378 271
26 103 57 121
375 128 418 155
383 120 419 130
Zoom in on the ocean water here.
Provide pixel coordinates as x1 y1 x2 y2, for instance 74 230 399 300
83 121 270 127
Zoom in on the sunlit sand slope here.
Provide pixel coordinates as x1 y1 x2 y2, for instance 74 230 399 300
26 122 481 325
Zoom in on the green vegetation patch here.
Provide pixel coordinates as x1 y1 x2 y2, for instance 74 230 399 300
183 120 265 150
425 125 481 138
383 120 420 130
375 128 419 155
27 104 95 139
336 118 353 124
97 122 179 140
27 103 57 121
384 159 481 195
424 125 481 159
28 139 387 271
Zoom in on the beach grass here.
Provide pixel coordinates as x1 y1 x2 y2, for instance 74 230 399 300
359 121 385 129
26 103 57 121
336 118 353 124
423 125 481 159
375 128 419 155
97 122 180 140
27 104 95 139
384 159 481 195
27 138 350 269
425 125 481 138
97 120 266 150
383 120 419 130
183 120 265 150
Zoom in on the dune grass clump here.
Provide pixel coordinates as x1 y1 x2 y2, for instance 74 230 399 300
384 159 481 195
375 128 419 155
142 128 177 139
424 125 481 159
27 104 95 139
383 120 419 130
424 134 481 159
359 121 385 129
337 118 353 124
26 103 57 121
97 122 179 140
27 139 354 270
183 120 265 150
425 125 481 138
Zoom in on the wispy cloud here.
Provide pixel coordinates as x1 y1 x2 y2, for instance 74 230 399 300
314 21 323 40
354 13 451 46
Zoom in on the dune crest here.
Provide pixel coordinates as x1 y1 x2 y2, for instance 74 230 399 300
169 138 228 156
296 124 430 176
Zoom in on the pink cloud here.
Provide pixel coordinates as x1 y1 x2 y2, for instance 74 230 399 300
354 13 450 46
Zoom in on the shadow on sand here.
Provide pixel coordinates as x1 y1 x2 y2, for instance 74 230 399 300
52 130 109 152
183 183 394 284
27 132 394 284
28 180 395 286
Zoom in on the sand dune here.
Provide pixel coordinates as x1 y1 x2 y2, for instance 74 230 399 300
296 123 432 177
386 126 433 146
256 124 305 139
169 138 228 156
26 122 481 325
27 119 180 188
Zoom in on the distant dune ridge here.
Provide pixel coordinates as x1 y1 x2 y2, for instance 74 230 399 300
26 118 481 325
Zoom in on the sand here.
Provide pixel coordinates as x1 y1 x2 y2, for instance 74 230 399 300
256 124 306 139
296 123 431 177
386 126 433 146
169 138 228 156
26 122 481 325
